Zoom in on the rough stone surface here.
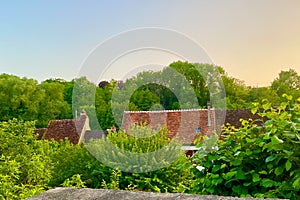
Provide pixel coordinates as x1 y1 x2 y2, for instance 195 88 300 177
27 188 284 200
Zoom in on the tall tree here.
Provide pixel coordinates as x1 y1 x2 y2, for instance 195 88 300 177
271 69 300 99
37 81 70 127
0 74 40 121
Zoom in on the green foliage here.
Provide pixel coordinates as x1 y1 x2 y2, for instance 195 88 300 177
0 74 72 128
2 65 300 130
101 169 121 190
271 69 300 99
86 124 194 192
86 124 183 172
37 81 70 127
2 66 300 199
0 119 52 199
95 80 116 130
61 174 86 188
191 95 300 199
222 74 250 109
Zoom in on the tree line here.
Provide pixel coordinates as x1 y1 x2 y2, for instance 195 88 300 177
1 61 299 129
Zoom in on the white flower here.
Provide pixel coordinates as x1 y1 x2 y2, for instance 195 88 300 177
212 146 219 150
196 165 205 172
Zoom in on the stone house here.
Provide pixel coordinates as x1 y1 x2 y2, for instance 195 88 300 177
37 108 263 149
121 108 264 151
36 110 105 144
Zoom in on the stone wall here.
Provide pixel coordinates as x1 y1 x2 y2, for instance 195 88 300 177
27 188 285 200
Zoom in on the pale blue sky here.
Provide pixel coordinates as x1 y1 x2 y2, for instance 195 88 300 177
1 0 300 86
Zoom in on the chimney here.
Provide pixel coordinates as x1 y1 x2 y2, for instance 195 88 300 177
80 109 87 116
207 102 211 126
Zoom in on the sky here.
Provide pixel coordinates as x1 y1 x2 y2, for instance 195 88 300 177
0 0 300 87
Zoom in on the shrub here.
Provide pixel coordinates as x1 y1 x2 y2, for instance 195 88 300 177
191 95 300 199
86 124 194 192
0 119 52 199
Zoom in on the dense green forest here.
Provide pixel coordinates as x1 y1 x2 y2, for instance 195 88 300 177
1 61 299 129
1 61 300 199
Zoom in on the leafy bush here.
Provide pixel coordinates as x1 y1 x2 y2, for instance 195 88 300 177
61 174 86 188
86 124 194 192
46 139 112 189
191 95 300 199
0 119 52 199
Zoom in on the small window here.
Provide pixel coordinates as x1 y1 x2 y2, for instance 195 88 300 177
196 128 201 134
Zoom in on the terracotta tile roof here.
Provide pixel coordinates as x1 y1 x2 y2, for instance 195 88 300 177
44 119 80 144
35 108 264 146
121 109 265 145
121 109 216 145
39 109 91 144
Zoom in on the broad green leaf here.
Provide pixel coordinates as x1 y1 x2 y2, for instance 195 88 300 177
271 135 283 144
259 170 268 175
251 107 258 115
262 103 271 110
243 182 252 186
287 95 293 101
274 166 284 176
285 160 292 171
207 154 218 162
212 165 221 173
265 119 274 126
231 159 242 166
265 155 276 163
223 171 237 180
220 163 227 169
267 163 273 169
261 178 276 188
206 187 214 194
252 173 261 182
235 169 247 180
292 177 300 188
277 120 289 127
210 174 219 179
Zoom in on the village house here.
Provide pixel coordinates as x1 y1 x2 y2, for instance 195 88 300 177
120 107 264 152
36 109 106 144
36 107 264 152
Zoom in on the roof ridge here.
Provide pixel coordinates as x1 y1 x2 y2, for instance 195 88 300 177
124 108 213 113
